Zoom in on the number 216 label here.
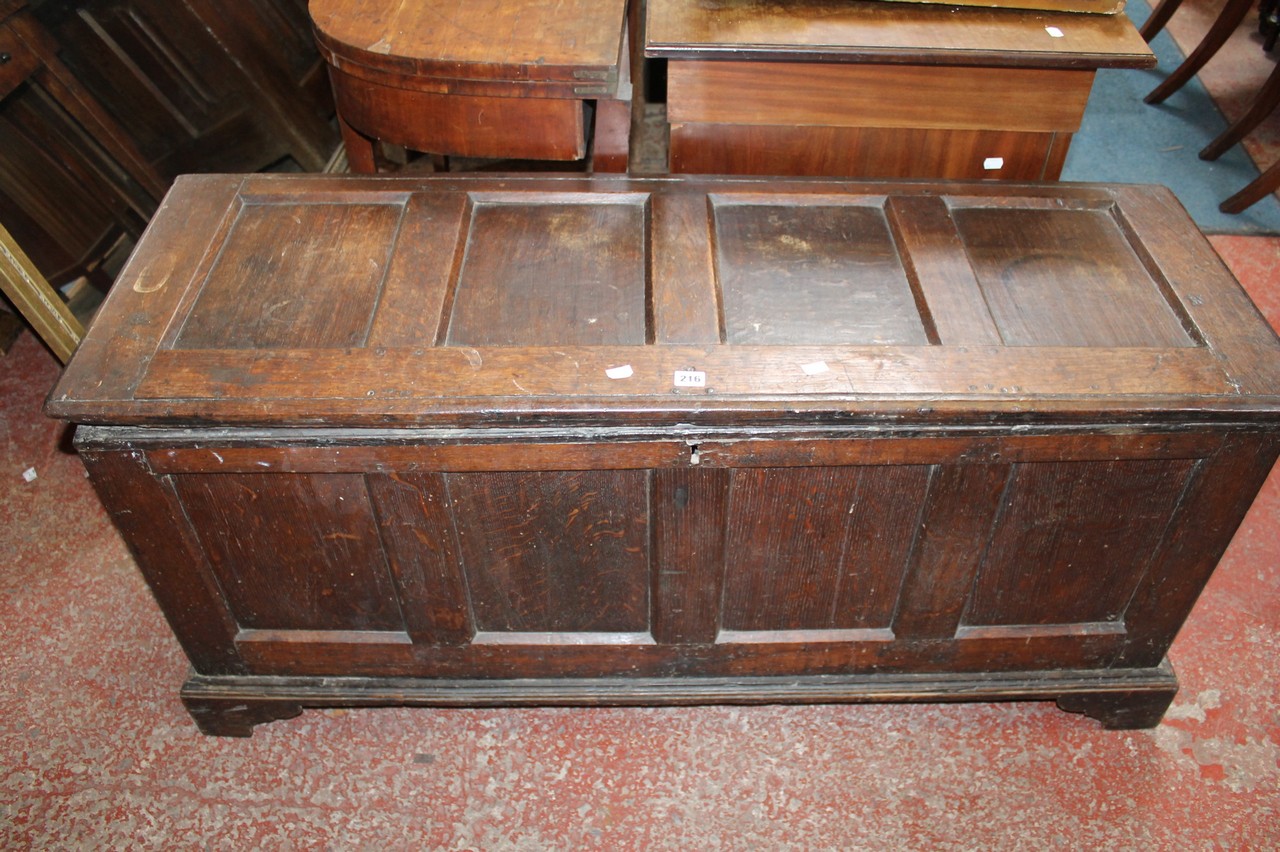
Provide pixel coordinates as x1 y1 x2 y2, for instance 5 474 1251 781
674 370 707 388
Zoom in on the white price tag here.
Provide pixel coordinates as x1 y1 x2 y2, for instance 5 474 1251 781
673 370 707 388
605 365 633 379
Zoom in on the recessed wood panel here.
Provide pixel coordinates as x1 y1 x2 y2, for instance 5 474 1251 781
965 459 1198 627
447 470 650 632
712 202 929 345
445 199 649 346
950 207 1196 348
720 466 930 631
175 201 404 350
172 473 404 631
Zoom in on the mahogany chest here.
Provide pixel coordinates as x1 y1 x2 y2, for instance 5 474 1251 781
46 174 1280 736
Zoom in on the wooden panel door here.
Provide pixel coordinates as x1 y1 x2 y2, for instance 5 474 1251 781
35 0 334 178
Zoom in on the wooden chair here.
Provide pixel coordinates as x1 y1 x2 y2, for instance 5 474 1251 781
1142 0 1280 212
0 220 83 363
1142 0 1256 104
1205 58 1280 212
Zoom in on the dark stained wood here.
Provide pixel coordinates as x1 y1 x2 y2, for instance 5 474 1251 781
712 200 929 345
172 473 404 631
447 471 651 633
366 473 474 645
650 192 720 345
77 449 246 674
891 464 1010 640
445 197 648 346
950 205 1196 348
1056 685 1178 730
1117 434 1280 667
721 465 930 632
651 467 729 645
965 459 1198 626
34 0 336 179
883 195 998 345
180 660 1178 736
47 174 1280 735
175 200 404 350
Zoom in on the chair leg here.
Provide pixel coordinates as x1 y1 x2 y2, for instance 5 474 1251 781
1140 0 1186 42
1220 158 1280 213
1145 0 1255 105
1201 61 1280 159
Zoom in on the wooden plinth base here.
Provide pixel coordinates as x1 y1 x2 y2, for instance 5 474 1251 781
181 661 1178 737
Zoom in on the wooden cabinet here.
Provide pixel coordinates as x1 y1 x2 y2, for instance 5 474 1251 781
46 174 1280 736
0 0 337 290
33 0 336 179
648 0 1154 179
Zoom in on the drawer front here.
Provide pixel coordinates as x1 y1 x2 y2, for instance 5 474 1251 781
670 122 1068 180
84 427 1278 681
667 61 1095 133
331 66 587 160
0 21 40 100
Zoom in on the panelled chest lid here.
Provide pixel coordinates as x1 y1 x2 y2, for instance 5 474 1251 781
46 174 1280 428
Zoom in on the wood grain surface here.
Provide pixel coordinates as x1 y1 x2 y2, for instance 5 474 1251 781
646 0 1153 67
50 172 1280 735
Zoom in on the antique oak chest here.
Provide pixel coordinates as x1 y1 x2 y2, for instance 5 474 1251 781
46 174 1280 736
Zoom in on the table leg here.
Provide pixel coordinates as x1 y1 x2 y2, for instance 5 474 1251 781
338 112 379 174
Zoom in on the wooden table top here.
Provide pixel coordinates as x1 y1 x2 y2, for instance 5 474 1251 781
646 0 1154 68
310 0 628 82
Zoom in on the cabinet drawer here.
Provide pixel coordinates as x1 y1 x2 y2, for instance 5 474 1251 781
0 20 40 99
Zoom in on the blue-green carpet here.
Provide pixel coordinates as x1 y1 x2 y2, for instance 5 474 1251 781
1061 0 1280 234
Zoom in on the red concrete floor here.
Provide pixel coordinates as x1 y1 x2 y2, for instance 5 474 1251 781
0 238 1276 847
4 9 1280 849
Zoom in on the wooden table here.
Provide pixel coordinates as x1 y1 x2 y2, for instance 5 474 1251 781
310 0 632 172
647 0 1154 179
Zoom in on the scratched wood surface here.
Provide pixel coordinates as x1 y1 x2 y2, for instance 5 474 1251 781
48 173 1280 735
310 0 627 81
646 0 1152 66
47 173 1280 427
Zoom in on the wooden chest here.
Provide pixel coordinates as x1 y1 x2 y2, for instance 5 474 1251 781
46 174 1280 736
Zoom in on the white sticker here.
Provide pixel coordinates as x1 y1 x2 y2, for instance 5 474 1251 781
801 361 830 375
605 364 634 379
22 467 37 483
983 157 1005 170
1045 25 1064 37
674 370 707 388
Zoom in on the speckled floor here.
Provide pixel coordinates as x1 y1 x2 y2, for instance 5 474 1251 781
4 8 1280 851
3 237 1278 847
